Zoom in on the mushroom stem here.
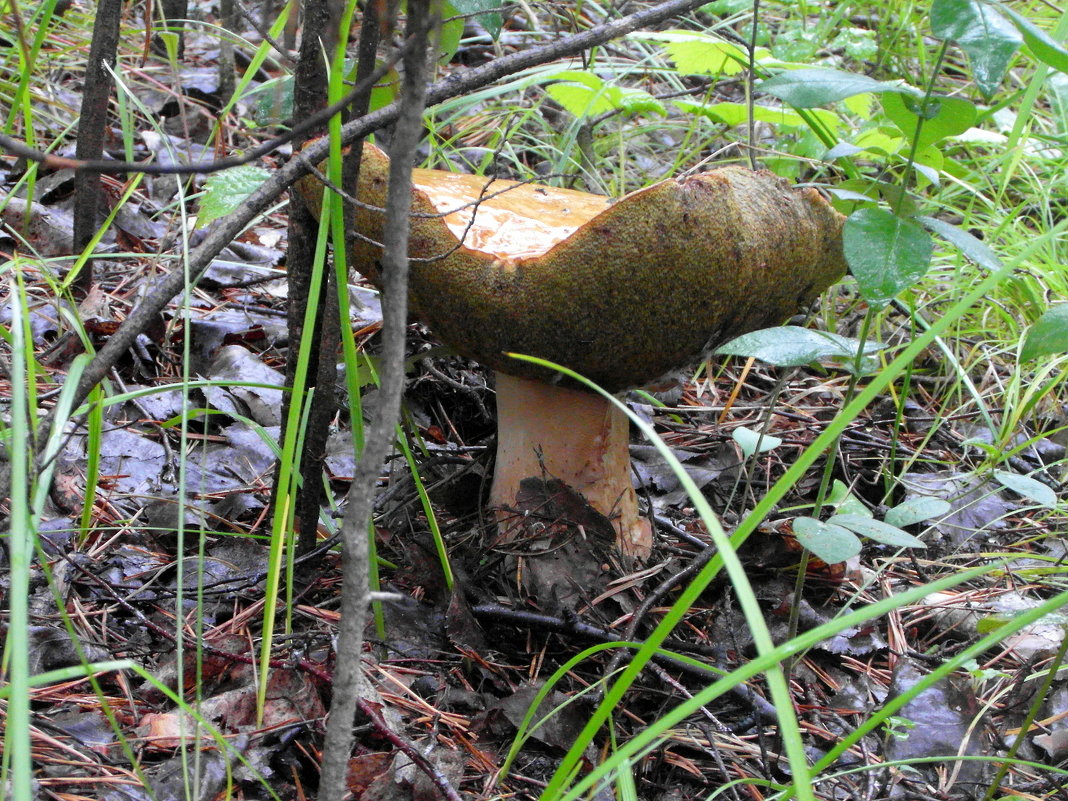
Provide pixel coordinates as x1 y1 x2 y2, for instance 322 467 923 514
489 371 653 562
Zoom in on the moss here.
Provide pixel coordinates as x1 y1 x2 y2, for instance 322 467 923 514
298 143 846 392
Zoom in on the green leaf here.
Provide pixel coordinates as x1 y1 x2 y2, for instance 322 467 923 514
449 0 504 39
1000 4 1068 75
993 470 1058 508
1021 304 1068 361
834 493 873 519
197 166 271 228
930 0 1022 96
880 93 977 149
792 517 862 563
844 208 934 307
546 72 664 118
829 514 927 548
611 87 667 116
827 480 868 516
916 216 1003 271
732 426 783 458
760 68 916 108
885 496 953 528
439 3 464 62
715 326 882 367
632 30 768 76
675 100 839 132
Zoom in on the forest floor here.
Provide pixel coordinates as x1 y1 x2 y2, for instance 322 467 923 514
2 2 1068 800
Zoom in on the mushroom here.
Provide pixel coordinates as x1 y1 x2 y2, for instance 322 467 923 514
299 143 846 563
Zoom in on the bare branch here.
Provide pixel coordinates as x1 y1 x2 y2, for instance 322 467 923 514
317 0 445 798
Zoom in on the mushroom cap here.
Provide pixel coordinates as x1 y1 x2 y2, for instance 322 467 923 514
304 143 846 393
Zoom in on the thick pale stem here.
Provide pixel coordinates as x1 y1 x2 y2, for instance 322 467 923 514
489 371 652 561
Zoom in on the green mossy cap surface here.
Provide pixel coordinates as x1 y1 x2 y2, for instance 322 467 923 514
302 143 847 392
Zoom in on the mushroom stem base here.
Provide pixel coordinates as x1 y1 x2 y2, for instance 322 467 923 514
489 372 652 562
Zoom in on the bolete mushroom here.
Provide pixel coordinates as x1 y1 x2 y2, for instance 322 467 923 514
300 143 846 563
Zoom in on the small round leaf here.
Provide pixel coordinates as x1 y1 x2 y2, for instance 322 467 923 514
793 517 863 564
1020 304 1068 362
844 208 934 307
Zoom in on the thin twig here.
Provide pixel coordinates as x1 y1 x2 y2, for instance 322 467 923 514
317 2 446 799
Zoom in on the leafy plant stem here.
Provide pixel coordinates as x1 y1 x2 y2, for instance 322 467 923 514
745 0 761 170
785 305 876 669
893 39 949 217
885 298 918 499
3 273 33 800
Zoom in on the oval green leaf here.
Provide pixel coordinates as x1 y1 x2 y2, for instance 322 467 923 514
793 517 863 564
450 0 504 39
829 514 927 548
732 426 783 458
844 208 934 307
761 68 916 108
881 93 977 149
715 326 882 366
1020 304 1068 362
198 166 271 229
930 0 1022 96
993 470 1058 508
885 496 953 528
1000 5 1068 75
916 216 1002 272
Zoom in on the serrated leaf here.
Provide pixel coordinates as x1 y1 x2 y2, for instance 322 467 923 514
761 68 917 108
546 80 611 118
732 426 783 458
930 0 1022 96
829 514 927 548
633 30 765 76
1021 304 1068 361
881 92 977 149
844 208 934 307
993 470 1058 508
546 75 663 118
197 166 271 228
715 326 881 366
885 496 953 528
450 0 504 39
1000 5 1068 75
793 517 862 563
916 216 1002 271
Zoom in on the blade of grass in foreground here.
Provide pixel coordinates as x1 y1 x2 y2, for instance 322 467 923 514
4 272 35 799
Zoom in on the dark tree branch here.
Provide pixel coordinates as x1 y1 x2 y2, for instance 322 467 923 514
70 0 122 296
317 0 442 798
275 0 338 555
